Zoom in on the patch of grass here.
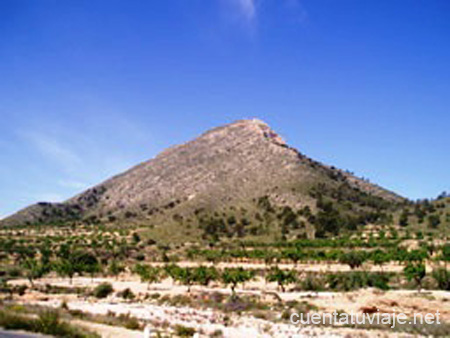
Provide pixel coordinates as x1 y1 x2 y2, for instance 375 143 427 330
116 313 141 330
0 308 99 338
67 307 142 331
223 295 269 314
281 300 319 321
158 294 194 307
210 329 224 337
326 271 392 291
38 283 88 295
298 273 325 291
174 324 196 337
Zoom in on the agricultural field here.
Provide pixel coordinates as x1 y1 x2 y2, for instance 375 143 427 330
1 221 449 337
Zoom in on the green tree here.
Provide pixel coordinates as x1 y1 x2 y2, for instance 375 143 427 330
164 264 183 285
108 260 125 279
82 256 101 281
265 267 297 292
55 246 99 283
399 210 409 227
38 240 52 272
371 249 390 271
405 250 428 262
193 266 218 287
442 244 450 263
263 251 278 267
134 264 162 289
21 258 45 286
339 251 366 270
428 214 441 229
404 262 426 290
282 248 303 266
173 267 196 292
221 268 255 296
54 259 76 284
131 232 141 244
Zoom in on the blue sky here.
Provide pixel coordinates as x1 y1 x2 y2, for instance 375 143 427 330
1 0 449 218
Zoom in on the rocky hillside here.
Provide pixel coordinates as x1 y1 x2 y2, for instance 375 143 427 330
1 119 404 241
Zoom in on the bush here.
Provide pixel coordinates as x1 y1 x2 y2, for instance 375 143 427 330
0 309 99 337
327 272 391 291
93 283 113 299
174 324 196 337
300 273 325 291
16 284 28 296
431 268 450 290
135 253 145 261
0 311 35 331
116 313 141 330
210 329 224 337
36 310 61 334
117 288 135 300
7 267 22 278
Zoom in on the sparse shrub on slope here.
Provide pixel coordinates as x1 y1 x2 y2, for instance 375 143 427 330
0 309 99 337
93 282 114 299
431 268 450 290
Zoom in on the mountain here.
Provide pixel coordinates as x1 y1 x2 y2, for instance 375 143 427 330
1 119 404 242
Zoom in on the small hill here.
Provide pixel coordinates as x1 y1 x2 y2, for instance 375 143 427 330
1 119 404 242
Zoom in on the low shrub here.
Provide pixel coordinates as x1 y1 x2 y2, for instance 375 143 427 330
93 283 113 299
174 324 196 337
326 272 391 291
116 288 135 300
432 268 450 290
116 313 141 330
0 309 99 338
299 273 325 291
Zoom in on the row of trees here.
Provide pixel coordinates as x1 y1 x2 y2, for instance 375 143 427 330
238 237 401 249
19 243 103 286
133 264 313 293
134 264 257 295
17 250 450 293
189 245 450 266
131 264 450 293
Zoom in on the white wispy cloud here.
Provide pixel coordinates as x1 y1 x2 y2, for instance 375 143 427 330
21 131 82 174
221 0 307 30
221 0 257 25
233 0 256 21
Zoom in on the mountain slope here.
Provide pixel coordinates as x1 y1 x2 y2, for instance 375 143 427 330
1 119 404 241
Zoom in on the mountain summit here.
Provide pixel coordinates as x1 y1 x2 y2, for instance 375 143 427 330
1 119 403 241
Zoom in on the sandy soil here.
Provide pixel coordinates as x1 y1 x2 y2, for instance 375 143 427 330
72 319 143 338
146 261 410 273
24 297 417 338
9 276 450 337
